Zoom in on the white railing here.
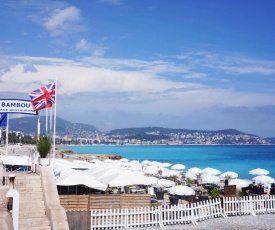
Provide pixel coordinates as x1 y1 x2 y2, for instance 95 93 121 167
223 194 275 216
90 195 275 229
91 207 161 229
91 198 226 229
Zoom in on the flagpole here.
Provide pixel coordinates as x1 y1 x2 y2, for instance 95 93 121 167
46 108 48 135
50 107 53 136
5 113 9 156
37 112 40 140
53 80 57 168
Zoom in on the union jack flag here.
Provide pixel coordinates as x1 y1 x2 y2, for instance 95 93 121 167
29 82 56 111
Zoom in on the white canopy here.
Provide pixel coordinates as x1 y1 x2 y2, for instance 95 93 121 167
99 171 153 187
202 167 221 175
187 167 202 175
201 175 220 184
168 185 195 196
252 175 275 184
220 171 238 179
0 156 31 166
249 168 269 176
185 172 197 180
163 170 181 177
171 163 186 170
155 179 176 188
229 179 251 189
161 162 172 167
55 170 107 191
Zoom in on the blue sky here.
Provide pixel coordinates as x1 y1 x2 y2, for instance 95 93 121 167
0 0 275 137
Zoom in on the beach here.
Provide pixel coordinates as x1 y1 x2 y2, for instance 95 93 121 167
131 214 275 230
1 144 275 229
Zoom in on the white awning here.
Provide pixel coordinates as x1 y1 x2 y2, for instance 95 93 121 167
0 156 31 166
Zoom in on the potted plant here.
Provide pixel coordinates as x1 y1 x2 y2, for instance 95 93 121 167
210 187 221 199
37 136 51 166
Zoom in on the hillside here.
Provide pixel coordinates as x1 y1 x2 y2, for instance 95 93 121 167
6 117 272 145
9 116 99 137
107 127 246 136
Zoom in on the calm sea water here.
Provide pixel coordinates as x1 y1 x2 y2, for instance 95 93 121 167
59 145 275 180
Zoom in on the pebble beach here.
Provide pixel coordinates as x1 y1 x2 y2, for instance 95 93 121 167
132 214 275 230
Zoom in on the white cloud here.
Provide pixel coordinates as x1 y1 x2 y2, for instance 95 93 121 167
75 39 92 52
42 6 83 37
172 52 275 76
75 39 107 56
1 54 275 136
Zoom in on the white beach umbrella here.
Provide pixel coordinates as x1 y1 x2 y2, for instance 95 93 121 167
249 168 269 176
202 167 221 175
55 170 107 191
163 170 181 177
120 158 129 162
220 171 239 180
187 167 202 175
155 179 176 188
201 175 220 184
229 179 251 189
143 168 157 175
141 160 151 165
168 185 195 196
252 175 275 184
150 161 163 167
185 172 197 180
130 160 140 164
161 162 172 167
144 176 159 186
99 171 151 187
171 163 186 170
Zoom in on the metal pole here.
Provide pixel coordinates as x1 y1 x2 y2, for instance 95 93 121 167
53 80 57 168
5 113 9 156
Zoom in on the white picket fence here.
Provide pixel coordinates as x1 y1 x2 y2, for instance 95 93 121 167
90 195 275 229
223 195 275 216
91 198 225 229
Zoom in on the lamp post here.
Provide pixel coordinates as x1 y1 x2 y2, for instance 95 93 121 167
9 174 16 189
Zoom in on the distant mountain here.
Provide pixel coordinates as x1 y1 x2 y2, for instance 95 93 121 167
107 127 246 136
264 137 275 144
9 116 99 137
105 127 268 145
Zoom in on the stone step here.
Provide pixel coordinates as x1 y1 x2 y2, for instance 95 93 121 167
20 226 51 230
15 181 42 188
16 187 43 192
19 193 44 200
19 208 46 218
19 201 45 211
19 217 50 228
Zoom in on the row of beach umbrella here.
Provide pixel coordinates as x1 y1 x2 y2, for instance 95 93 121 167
53 157 274 192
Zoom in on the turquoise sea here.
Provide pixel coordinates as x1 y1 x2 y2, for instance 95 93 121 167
59 145 275 180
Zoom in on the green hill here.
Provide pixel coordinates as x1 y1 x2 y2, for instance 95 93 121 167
9 116 99 136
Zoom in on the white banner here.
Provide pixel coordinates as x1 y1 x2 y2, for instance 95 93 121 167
0 99 37 115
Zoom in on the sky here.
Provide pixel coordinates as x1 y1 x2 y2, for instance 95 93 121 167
0 0 275 137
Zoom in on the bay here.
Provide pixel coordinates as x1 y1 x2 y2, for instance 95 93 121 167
59 145 275 180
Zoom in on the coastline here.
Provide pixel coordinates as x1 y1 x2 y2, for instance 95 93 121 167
57 148 123 160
